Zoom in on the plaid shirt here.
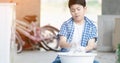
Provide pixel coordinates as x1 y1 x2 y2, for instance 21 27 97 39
58 16 97 51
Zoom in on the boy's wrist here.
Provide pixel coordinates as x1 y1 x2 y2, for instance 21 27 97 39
80 46 86 52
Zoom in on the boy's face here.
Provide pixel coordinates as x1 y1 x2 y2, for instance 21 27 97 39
70 4 87 22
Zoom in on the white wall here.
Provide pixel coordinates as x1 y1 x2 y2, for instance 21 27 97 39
0 3 16 63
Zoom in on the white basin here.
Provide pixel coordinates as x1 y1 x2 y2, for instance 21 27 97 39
58 52 97 63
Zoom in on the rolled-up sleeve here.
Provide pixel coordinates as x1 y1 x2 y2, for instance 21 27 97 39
89 25 98 42
58 23 68 38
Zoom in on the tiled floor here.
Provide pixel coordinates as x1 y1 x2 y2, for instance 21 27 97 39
96 51 116 63
11 50 116 63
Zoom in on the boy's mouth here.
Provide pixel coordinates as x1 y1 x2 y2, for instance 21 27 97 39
75 15 79 18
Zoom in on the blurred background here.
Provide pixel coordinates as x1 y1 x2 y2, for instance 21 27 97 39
0 0 119 63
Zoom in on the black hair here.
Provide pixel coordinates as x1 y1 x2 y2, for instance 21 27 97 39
68 0 86 8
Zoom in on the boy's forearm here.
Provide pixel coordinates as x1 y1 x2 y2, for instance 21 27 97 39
59 41 71 49
85 39 96 51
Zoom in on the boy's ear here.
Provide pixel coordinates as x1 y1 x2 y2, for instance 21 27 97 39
84 6 87 13
84 6 87 11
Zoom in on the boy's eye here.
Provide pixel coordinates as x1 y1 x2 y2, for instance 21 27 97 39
77 8 81 11
71 9 75 12
70 8 81 12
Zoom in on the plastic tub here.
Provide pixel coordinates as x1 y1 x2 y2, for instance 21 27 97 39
58 52 97 63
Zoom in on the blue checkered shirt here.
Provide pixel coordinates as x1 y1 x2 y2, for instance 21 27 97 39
58 16 97 52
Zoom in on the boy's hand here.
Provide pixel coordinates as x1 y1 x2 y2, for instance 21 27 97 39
69 42 86 52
